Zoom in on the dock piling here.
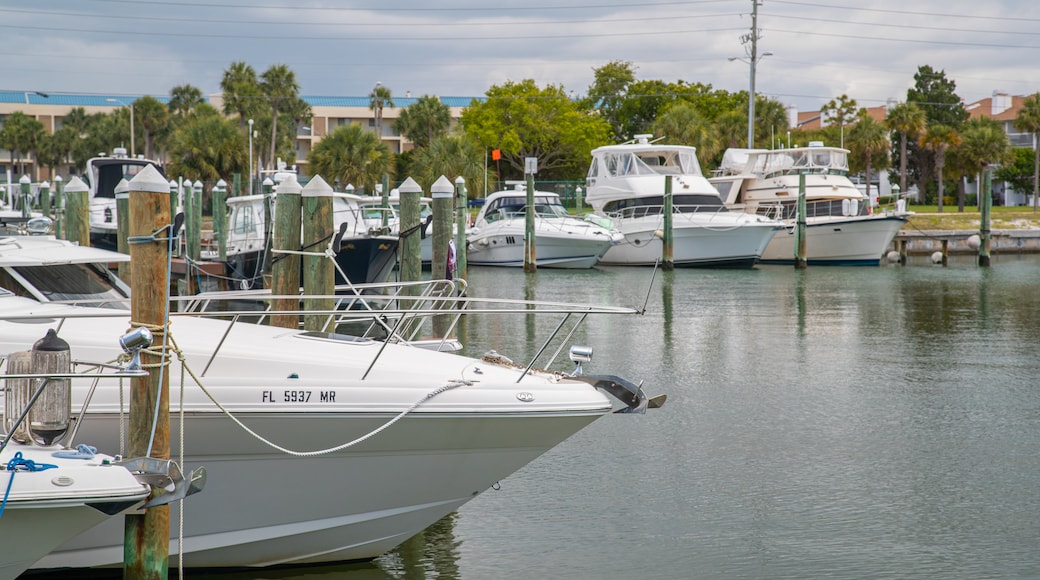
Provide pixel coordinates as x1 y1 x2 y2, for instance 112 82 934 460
271 176 302 330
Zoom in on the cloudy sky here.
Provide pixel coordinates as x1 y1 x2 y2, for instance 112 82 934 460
6 1 1039 113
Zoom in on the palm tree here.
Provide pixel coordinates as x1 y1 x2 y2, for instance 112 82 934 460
168 84 205 117
393 95 450 149
220 61 262 131
134 96 169 160
1014 92 1040 212
308 124 394 193
409 134 490 194
0 112 45 176
754 97 791 149
848 112 890 201
260 64 299 168
368 82 394 143
958 117 1011 211
650 103 720 164
885 102 927 199
919 124 961 212
166 111 246 181
715 109 748 152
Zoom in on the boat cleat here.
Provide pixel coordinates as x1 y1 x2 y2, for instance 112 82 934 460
115 456 207 508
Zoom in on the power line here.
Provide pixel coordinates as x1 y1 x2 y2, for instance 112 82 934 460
768 0 1040 23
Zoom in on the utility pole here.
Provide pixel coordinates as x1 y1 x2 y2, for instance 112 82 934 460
744 0 762 149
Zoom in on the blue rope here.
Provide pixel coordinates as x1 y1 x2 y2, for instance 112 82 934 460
0 451 59 521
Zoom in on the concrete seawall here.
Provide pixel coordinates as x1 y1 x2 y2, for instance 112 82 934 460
893 230 1040 254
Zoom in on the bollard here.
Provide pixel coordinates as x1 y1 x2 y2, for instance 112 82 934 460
115 178 131 280
190 180 203 265
261 177 275 285
63 176 90 247
124 164 172 577
168 179 179 224
380 175 391 229
301 176 335 332
271 176 302 330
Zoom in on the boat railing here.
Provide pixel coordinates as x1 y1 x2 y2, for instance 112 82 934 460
604 202 733 222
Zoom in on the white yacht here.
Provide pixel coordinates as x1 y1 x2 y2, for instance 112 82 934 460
585 135 782 268
467 187 622 269
0 234 660 571
710 144 912 265
223 183 398 290
85 148 162 250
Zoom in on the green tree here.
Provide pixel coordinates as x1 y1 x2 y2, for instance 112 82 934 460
754 97 790 149
393 95 451 150
368 82 394 143
220 61 262 128
885 102 926 197
716 109 749 153
166 107 246 181
611 79 672 142
586 60 637 142
260 64 300 168
905 66 969 198
650 103 720 165
1014 92 1040 212
408 134 491 196
957 117 1011 211
820 94 859 145
919 124 960 212
461 79 611 181
134 96 169 160
168 84 205 118
308 124 394 193
0 111 45 175
847 111 890 200
994 147 1036 201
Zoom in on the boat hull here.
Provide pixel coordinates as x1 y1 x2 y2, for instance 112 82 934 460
38 409 603 569
0 445 147 577
760 214 908 265
597 214 780 268
224 236 398 290
467 230 614 269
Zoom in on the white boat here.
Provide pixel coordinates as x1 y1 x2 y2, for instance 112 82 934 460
585 135 782 268
85 148 162 250
467 187 622 269
223 181 398 290
0 440 150 577
709 144 913 265
0 233 659 571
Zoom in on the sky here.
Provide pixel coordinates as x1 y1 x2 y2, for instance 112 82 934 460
5 0 1040 115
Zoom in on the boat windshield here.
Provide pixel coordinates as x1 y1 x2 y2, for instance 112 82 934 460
0 263 129 308
483 195 568 222
602 194 726 218
597 149 703 179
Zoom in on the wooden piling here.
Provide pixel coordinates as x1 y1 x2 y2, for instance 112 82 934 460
182 179 197 295
271 176 302 330
168 179 179 222
301 176 335 332
979 168 992 268
431 176 454 338
40 180 51 218
53 176 64 239
524 172 537 273
398 177 423 286
124 164 172 579
454 176 468 281
189 180 203 266
261 177 275 285
19 175 30 218
115 178 131 280
63 176 90 247
381 174 391 229
794 173 807 269
213 179 228 262
662 176 674 271
941 239 949 266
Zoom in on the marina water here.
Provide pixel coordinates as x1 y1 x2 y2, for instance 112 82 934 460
192 257 1040 579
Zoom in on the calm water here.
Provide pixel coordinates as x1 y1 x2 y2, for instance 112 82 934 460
173 257 1040 578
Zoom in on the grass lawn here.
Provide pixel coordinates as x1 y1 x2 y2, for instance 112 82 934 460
903 205 1040 231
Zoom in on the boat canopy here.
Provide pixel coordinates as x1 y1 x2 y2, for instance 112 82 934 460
589 147 703 181
719 146 850 177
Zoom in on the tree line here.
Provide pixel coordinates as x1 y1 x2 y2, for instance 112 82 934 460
3 61 1038 212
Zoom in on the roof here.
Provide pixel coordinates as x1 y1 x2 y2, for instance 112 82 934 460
0 92 171 107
